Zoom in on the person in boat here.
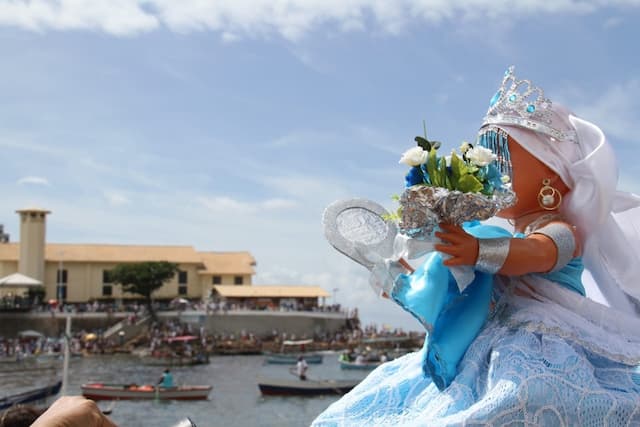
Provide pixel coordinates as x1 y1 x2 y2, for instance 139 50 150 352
296 356 308 380
312 66 640 425
157 368 174 388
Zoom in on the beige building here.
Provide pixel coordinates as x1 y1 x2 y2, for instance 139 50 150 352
0 208 327 305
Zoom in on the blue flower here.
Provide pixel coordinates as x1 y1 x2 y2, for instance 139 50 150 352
405 166 424 187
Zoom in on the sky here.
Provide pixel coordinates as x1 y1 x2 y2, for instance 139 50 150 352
1 0 639 332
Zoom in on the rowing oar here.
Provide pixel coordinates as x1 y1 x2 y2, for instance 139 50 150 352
100 400 117 415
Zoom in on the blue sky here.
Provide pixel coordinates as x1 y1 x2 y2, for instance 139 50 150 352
1 1 639 331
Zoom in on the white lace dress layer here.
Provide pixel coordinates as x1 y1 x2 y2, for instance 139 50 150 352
312 276 640 426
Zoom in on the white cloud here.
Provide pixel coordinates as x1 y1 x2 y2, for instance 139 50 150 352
17 176 50 186
103 190 130 206
0 1 638 40
221 31 239 43
603 16 624 29
0 0 159 36
573 79 640 142
197 195 298 214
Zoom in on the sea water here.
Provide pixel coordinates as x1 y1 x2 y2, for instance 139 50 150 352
1 353 371 427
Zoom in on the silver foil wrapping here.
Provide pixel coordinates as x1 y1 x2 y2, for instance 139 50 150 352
398 185 517 238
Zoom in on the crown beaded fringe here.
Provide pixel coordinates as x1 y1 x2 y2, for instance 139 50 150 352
478 127 511 179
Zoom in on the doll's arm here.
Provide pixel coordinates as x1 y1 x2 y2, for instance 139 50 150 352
434 223 580 276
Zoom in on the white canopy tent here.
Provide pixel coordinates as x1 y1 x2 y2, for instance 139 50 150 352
0 273 42 287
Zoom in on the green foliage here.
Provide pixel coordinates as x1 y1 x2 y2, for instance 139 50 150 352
447 151 484 193
110 261 179 298
456 174 484 193
109 261 180 318
382 206 403 222
426 148 440 187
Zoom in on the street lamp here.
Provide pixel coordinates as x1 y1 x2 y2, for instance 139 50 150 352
57 251 64 303
332 287 339 305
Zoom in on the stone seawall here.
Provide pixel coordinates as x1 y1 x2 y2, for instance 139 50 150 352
0 311 351 338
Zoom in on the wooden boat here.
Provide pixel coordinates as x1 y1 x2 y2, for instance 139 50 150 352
0 380 62 410
339 359 383 370
257 377 360 396
81 383 212 401
263 339 323 364
264 353 323 365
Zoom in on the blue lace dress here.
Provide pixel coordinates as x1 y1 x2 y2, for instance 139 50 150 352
312 224 640 426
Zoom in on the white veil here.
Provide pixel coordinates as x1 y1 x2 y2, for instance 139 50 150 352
496 109 640 316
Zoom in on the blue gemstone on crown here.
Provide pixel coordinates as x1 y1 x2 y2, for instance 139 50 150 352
508 94 517 103
489 90 501 107
526 104 535 113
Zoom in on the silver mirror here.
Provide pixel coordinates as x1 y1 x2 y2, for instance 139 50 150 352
322 198 397 270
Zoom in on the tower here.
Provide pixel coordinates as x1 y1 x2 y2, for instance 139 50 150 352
16 207 50 283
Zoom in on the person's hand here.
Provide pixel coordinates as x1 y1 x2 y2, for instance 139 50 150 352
31 396 117 427
434 223 479 267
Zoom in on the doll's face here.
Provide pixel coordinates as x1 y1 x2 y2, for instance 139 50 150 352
497 136 568 219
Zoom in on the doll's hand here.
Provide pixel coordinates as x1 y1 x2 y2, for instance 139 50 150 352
434 223 479 267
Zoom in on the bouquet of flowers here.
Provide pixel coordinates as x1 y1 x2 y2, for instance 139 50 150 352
392 131 516 240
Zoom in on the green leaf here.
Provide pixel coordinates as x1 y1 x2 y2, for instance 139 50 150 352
457 174 484 193
449 152 463 190
450 152 465 181
382 207 403 223
414 136 431 151
426 148 439 187
438 157 449 189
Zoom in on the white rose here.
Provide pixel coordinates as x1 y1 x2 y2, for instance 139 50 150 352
466 146 497 167
399 147 428 166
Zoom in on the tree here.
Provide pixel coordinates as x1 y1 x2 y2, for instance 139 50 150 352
109 261 179 320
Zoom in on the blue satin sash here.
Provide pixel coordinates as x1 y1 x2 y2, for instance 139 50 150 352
391 222 584 390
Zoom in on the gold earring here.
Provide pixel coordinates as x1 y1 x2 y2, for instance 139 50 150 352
538 178 562 210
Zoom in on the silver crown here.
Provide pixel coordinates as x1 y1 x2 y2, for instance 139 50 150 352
482 66 577 143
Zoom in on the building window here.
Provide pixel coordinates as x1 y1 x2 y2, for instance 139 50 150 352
102 285 112 296
56 269 68 284
178 270 188 284
56 285 67 301
178 285 188 295
212 276 221 285
103 270 112 283
234 276 243 285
